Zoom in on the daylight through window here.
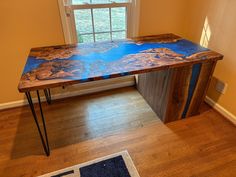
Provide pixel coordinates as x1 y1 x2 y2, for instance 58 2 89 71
71 0 130 43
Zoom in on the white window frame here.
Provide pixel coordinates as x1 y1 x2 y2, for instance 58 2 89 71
58 0 140 44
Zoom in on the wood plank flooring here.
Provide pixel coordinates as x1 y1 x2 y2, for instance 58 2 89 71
0 87 235 177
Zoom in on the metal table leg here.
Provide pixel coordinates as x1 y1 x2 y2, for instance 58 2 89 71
44 88 51 104
25 90 50 156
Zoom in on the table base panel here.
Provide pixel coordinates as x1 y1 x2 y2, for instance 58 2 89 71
137 61 217 123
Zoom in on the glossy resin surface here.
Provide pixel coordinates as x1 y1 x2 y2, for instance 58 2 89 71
18 34 223 92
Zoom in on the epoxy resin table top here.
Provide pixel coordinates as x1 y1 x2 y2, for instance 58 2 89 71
18 34 223 92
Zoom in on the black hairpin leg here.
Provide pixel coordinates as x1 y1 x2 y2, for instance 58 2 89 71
44 88 52 104
25 90 50 156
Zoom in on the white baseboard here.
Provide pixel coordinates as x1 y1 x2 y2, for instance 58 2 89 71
205 96 236 125
0 80 135 111
0 100 28 111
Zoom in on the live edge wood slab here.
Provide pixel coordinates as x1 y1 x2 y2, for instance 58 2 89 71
18 33 223 123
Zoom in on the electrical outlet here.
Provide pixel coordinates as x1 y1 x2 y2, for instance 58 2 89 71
215 79 227 94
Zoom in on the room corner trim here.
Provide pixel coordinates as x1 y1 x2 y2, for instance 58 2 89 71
205 96 236 125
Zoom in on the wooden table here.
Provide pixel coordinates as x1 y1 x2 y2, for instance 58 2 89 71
18 34 223 156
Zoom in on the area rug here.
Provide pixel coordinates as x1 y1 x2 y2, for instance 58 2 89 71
39 151 140 177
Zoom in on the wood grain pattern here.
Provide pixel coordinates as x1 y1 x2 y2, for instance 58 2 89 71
165 65 193 122
0 87 236 177
136 69 174 120
137 65 193 123
18 33 223 92
186 61 216 117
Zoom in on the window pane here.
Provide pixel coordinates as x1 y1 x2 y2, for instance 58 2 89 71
93 8 110 33
112 31 126 40
111 7 126 31
72 0 129 4
74 9 93 34
72 0 90 4
95 33 111 42
91 0 110 4
79 34 94 43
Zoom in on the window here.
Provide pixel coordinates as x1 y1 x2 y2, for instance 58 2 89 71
58 0 140 44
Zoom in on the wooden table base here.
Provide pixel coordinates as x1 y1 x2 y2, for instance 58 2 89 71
137 61 216 123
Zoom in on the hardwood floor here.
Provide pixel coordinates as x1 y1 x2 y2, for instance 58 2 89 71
0 87 235 177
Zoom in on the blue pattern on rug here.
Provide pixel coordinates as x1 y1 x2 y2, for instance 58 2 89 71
80 155 131 177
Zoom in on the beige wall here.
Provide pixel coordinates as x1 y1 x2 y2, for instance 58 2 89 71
184 0 236 115
0 0 65 104
138 0 187 36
